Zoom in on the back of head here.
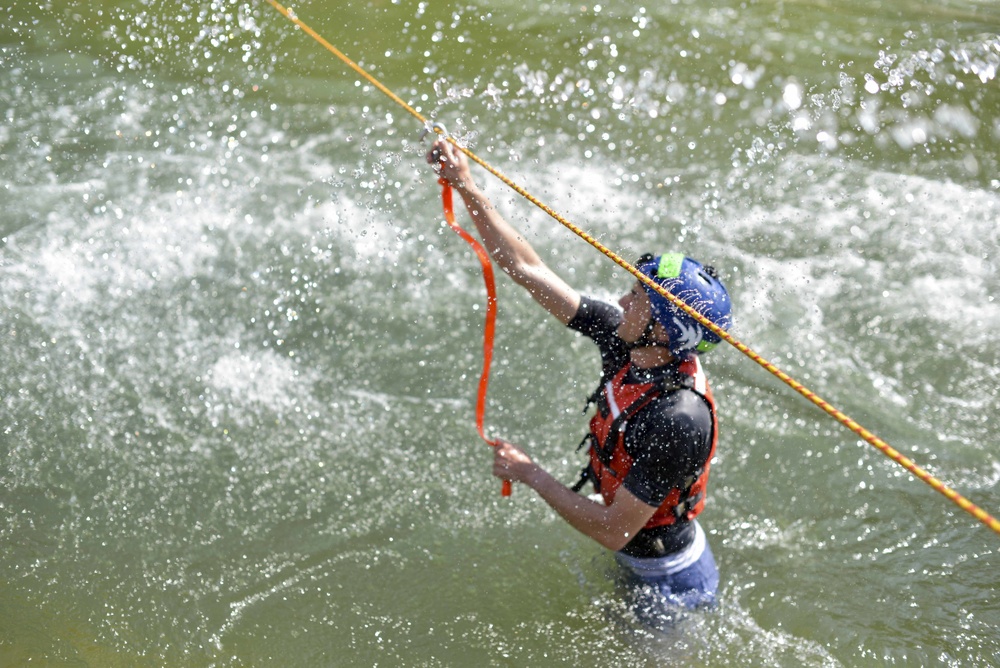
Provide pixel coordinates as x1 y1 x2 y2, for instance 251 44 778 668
636 253 733 358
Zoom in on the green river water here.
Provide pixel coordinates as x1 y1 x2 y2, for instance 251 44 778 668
2 0 999 665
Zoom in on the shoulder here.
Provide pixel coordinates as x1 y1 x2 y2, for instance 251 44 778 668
621 387 714 505
567 295 621 335
657 386 713 420
568 296 628 375
628 388 713 451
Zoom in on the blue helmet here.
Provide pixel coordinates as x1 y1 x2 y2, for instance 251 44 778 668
636 253 732 357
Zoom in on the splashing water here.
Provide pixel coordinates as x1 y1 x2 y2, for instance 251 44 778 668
2 0 999 665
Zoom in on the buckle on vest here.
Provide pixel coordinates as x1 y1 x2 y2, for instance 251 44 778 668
674 489 704 519
571 463 593 493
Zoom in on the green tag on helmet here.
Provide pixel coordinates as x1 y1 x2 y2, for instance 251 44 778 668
696 340 717 353
656 253 685 279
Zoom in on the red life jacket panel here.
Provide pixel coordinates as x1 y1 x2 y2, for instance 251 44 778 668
586 356 717 529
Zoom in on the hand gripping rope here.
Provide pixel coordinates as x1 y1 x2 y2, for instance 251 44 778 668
264 0 1000 535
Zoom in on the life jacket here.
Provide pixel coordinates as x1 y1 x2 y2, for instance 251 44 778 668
580 355 717 529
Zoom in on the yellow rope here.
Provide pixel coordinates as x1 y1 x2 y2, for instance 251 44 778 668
263 0 1000 538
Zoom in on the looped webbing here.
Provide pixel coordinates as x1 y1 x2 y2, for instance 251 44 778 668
438 177 511 497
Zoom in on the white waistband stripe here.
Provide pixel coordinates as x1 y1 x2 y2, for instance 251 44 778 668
614 521 707 578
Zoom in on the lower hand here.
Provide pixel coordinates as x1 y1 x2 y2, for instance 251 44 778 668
492 438 536 487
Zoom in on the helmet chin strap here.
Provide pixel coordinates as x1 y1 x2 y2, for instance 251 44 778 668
628 316 673 351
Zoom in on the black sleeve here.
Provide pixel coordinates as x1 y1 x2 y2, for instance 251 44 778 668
567 296 629 378
620 389 714 507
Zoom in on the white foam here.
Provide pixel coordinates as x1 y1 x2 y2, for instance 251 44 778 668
206 348 305 413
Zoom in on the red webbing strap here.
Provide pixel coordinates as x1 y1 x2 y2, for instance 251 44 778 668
438 177 512 497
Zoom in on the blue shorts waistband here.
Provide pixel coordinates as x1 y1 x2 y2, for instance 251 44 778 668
615 520 707 578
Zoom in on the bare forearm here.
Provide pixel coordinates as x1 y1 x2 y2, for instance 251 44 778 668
457 185 543 281
522 465 633 552
493 439 656 551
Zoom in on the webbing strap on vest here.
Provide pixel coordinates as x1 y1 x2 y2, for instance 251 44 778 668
595 385 663 462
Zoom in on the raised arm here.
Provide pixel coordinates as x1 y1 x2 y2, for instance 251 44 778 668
428 138 580 325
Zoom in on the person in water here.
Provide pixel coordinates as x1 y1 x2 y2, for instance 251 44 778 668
427 138 732 622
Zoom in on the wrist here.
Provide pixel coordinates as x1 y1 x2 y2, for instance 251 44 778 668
457 181 485 202
522 462 548 490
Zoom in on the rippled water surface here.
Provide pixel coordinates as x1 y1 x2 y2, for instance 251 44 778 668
2 0 999 665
